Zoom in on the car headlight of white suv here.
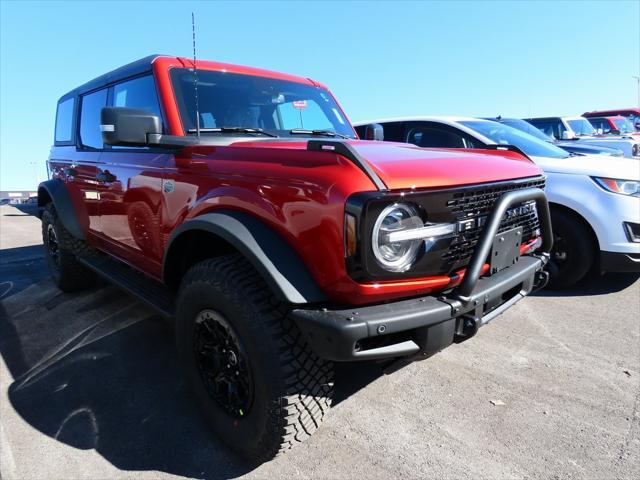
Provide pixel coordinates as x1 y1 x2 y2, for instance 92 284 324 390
593 177 640 197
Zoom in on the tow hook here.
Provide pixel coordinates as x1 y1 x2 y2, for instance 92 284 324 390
533 270 550 291
454 314 481 343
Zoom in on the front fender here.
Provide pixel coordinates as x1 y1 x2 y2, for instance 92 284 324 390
545 173 640 253
163 210 327 305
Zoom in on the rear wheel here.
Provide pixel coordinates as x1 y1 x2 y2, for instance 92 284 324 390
175 254 334 463
41 203 96 292
547 208 596 289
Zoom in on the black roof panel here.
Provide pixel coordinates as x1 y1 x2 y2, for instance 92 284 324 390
58 54 170 102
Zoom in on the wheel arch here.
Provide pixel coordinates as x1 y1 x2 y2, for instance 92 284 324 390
162 210 327 305
37 179 85 240
549 202 600 251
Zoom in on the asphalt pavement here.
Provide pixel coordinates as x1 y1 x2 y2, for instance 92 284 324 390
1 204 638 480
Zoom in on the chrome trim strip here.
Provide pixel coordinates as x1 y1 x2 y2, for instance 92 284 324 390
384 223 457 243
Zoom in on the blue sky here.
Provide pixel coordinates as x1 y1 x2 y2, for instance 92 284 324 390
1 0 639 190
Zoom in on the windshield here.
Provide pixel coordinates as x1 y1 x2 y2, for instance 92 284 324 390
460 121 570 159
500 119 555 142
613 117 636 134
170 68 355 138
567 118 597 136
627 114 640 130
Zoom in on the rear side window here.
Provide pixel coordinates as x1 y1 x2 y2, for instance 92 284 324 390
54 97 74 143
113 75 162 120
80 89 108 149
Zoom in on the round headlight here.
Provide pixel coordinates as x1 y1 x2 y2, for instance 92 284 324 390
372 203 424 272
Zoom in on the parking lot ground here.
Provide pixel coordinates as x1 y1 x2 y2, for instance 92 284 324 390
1 203 639 480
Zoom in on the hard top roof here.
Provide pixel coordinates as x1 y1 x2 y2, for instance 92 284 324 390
58 54 317 103
59 54 164 102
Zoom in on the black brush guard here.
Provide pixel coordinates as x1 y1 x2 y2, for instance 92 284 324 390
291 188 553 362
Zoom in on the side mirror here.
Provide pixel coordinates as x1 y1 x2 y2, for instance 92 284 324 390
363 123 384 141
101 107 162 146
101 107 196 148
610 129 621 135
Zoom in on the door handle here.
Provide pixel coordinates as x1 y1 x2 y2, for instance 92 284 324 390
96 171 116 183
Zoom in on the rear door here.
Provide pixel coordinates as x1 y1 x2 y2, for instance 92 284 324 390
97 74 170 277
68 88 110 237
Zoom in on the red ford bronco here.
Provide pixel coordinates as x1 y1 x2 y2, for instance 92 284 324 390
40 55 552 462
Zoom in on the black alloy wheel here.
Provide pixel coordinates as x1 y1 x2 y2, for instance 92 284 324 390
194 309 254 418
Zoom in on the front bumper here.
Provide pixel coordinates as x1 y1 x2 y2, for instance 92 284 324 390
292 255 548 361
291 187 554 362
600 251 640 273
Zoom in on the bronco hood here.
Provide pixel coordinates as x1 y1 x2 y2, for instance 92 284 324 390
230 139 543 190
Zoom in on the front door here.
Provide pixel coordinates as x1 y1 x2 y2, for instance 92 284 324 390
96 74 169 278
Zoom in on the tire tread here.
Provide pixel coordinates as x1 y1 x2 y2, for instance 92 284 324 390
177 254 333 462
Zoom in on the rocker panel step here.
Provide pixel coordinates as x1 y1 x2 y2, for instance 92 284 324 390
78 253 175 318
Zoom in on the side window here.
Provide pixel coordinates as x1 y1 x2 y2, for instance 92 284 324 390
557 121 567 138
55 97 75 143
380 122 405 142
113 75 163 121
354 122 404 141
406 125 479 149
590 119 607 133
532 120 559 140
80 89 108 149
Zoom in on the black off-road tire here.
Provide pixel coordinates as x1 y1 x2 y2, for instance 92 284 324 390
41 203 96 292
175 255 334 463
547 208 596 289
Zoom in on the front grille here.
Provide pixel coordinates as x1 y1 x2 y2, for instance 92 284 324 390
345 176 547 281
442 178 545 266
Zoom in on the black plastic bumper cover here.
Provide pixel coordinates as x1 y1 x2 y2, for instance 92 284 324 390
600 251 640 273
291 255 547 361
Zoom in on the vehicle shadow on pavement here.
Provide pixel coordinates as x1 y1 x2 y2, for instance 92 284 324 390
0 246 385 479
10 203 40 217
534 271 640 297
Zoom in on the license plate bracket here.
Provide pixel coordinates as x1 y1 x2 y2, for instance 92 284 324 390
489 226 523 275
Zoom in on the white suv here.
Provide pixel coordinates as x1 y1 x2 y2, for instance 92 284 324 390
355 117 640 288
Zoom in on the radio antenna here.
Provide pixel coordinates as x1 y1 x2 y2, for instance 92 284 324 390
191 12 200 138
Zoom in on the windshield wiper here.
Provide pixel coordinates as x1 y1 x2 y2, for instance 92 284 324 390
289 129 350 139
187 127 278 137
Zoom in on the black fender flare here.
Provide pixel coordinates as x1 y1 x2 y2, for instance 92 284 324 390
37 179 86 240
163 211 327 305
